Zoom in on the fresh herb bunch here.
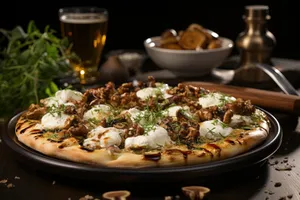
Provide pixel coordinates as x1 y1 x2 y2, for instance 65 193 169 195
0 21 76 118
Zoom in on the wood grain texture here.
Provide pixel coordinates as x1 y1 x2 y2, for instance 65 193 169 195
184 81 300 115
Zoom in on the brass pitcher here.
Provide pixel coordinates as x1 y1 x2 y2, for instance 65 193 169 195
234 5 276 82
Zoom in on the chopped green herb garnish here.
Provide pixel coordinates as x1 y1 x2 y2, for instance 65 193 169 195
47 104 66 116
87 117 100 125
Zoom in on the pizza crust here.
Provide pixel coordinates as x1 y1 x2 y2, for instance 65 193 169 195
15 114 269 168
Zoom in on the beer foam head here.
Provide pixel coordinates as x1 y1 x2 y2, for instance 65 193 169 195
60 13 108 24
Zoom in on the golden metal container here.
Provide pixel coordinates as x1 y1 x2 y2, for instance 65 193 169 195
234 5 276 82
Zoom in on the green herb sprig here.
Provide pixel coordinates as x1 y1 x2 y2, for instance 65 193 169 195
0 21 76 118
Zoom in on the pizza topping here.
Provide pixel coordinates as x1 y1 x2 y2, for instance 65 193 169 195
126 105 165 134
40 96 60 108
164 105 182 117
136 85 172 100
64 105 77 115
198 92 236 108
125 125 172 150
83 126 123 150
41 89 83 109
67 124 88 136
106 145 122 155
164 105 193 120
199 119 233 140
55 89 83 104
83 104 112 124
40 112 71 130
24 104 46 120
222 109 234 124
230 114 253 127
225 98 255 115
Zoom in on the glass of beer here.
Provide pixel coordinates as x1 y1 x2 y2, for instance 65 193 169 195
59 7 108 84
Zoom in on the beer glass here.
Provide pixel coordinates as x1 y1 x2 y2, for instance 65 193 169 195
59 7 108 84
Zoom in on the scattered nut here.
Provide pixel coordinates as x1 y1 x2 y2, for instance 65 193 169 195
0 179 8 184
274 182 282 187
79 195 94 200
7 183 14 188
182 186 210 200
275 165 292 171
102 190 131 200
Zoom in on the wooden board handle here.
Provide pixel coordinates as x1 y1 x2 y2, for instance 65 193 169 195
183 81 300 115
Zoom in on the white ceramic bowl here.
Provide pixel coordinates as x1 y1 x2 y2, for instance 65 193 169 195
144 36 234 77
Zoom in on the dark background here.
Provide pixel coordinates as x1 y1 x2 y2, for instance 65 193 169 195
0 0 298 60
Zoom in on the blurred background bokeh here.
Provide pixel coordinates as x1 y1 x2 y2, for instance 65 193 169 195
0 0 297 59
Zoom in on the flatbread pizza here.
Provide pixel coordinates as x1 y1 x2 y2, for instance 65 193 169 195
15 76 270 168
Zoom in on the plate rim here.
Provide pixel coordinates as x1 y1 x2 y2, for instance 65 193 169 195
2 107 282 175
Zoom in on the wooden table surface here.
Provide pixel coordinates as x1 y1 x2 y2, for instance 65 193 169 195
1 57 300 200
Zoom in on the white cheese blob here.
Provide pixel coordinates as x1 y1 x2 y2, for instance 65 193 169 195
124 107 142 122
41 112 71 130
147 125 172 147
123 108 154 125
42 96 60 107
136 87 159 100
198 92 236 108
136 84 172 100
42 89 82 108
124 135 150 149
155 83 173 99
55 89 83 103
83 104 111 121
164 106 182 117
83 126 123 149
229 114 253 127
125 125 172 149
199 119 233 140
163 105 193 119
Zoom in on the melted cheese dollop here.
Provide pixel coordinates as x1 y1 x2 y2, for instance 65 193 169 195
42 89 83 107
41 112 71 130
199 119 233 140
136 83 172 100
229 114 253 127
123 108 158 126
83 104 111 121
55 89 83 103
83 126 123 149
198 92 236 108
125 125 172 149
163 105 193 119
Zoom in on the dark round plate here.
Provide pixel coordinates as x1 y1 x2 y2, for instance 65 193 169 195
2 108 282 183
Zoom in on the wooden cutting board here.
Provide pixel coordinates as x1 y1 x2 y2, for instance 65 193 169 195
183 81 300 115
